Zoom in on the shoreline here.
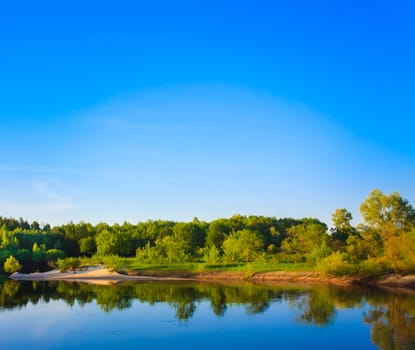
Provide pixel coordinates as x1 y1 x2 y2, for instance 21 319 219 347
9 266 415 289
9 266 192 285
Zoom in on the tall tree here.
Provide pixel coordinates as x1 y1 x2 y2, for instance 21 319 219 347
360 189 415 236
330 209 355 248
281 222 330 262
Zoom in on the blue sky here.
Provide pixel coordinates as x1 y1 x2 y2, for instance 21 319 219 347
0 0 414 226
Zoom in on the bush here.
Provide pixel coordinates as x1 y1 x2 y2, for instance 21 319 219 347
203 245 221 263
57 257 81 272
316 252 357 276
101 255 124 270
359 257 390 276
45 249 66 261
4 256 22 274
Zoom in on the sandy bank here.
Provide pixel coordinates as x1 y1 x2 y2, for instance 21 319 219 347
119 270 361 286
9 266 415 289
9 266 190 285
9 267 354 286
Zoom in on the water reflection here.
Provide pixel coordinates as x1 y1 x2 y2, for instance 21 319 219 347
1 279 415 349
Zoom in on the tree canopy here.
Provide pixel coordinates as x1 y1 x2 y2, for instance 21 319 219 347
1 189 414 276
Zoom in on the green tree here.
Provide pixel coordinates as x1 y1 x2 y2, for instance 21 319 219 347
331 208 356 250
32 242 45 262
45 249 66 262
172 221 206 258
57 257 81 271
206 220 230 250
360 189 415 237
95 229 131 256
79 236 97 256
358 190 415 271
0 225 19 249
203 245 221 263
382 229 415 272
3 256 21 274
222 229 264 263
222 234 241 263
281 222 330 263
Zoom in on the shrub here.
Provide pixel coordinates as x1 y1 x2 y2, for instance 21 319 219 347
4 256 22 274
45 249 66 261
57 257 81 272
316 252 357 276
359 257 390 276
203 245 221 263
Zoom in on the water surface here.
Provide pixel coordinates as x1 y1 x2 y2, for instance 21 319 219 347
0 279 414 350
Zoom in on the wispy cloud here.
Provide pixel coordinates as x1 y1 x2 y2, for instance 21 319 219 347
0 165 119 177
33 180 72 202
0 178 79 223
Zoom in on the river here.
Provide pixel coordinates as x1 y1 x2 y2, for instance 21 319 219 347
0 279 414 349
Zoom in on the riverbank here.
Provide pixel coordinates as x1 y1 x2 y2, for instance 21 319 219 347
9 266 190 285
9 266 415 289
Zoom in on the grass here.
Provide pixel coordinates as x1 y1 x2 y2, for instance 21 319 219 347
80 256 316 275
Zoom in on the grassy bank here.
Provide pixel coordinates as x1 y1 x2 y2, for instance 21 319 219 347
80 256 315 276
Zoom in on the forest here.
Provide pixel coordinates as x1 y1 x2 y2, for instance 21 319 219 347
1 189 415 276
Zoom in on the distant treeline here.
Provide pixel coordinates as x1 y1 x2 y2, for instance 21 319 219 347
1 189 415 275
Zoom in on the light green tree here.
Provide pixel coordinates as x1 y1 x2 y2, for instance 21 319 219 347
32 242 46 262
95 229 131 256
360 189 415 236
0 225 19 249
339 190 415 273
330 208 356 250
281 222 330 263
3 256 21 274
222 229 264 263
204 244 221 263
332 209 353 232
79 236 97 256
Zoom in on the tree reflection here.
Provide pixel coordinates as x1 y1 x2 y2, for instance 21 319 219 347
294 287 337 326
1 278 415 349
364 292 415 349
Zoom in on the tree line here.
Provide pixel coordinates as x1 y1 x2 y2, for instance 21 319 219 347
1 189 415 275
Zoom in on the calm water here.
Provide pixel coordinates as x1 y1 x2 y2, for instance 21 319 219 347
0 279 414 350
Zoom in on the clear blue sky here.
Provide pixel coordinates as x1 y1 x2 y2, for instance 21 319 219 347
1 0 414 226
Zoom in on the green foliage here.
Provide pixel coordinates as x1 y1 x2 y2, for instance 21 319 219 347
57 257 81 271
3 256 21 274
156 235 189 263
0 225 19 249
136 241 157 263
172 221 206 258
281 222 330 263
206 220 228 250
382 230 415 272
32 242 46 262
203 245 221 263
1 188 415 277
222 229 264 263
330 208 356 250
15 249 32 262
360 189 415 238
310 240 332 262
79 237 97 256
95 229 131 257
316 252 357 276
45 249 66 261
